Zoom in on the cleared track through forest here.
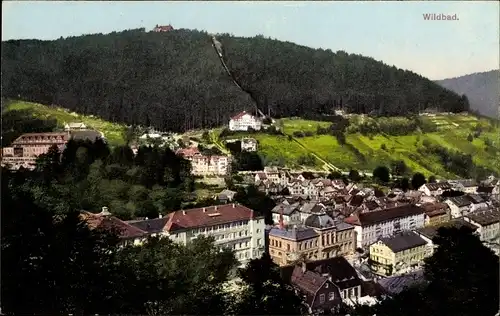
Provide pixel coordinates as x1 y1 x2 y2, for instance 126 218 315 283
210 35 341 172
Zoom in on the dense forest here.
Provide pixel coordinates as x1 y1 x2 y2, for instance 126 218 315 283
2 28 469 132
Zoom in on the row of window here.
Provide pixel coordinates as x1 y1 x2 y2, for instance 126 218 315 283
318 292 335 304
190 221 250 234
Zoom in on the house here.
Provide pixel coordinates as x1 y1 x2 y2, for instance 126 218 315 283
64 122 87 131
80 207 147 246
418 182 452 196
241 138 258 152
175 147 201 160
1 132 70 170
369 231 429 276
449 179 478 194
289 263 342 314
420 202 451 226
191 154 231 176
444 194 488 218
228 111 262 131
463 207 500 253
281 257 363 309
377 270 427 297
128 203 265 266
153 24 174 32
268 212 356 266
345 205 426 249
270 203 301 226
217 189 237 203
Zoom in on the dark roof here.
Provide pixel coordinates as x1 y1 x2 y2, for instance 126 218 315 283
349 195 364 207
378 231 427 253
421 202 449 217
70 130 102 142
447 196 472 207
364 200 380 211
361 280 385 297
291 265 329 295
81 211 147 239
415 218 478 240
127 217 169 233
465 194 486 204
477 186 494 194
377 271 426 295
424 182 452 191
269 226 319 241
357 205 425 226
454 179 478 188
305 213 335 229
465 208 500 226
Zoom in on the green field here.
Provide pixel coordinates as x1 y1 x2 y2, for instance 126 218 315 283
217 115 499 178
4 101 127 146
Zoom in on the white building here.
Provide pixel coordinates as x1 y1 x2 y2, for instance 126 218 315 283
444 195 489 218
128 204 266 266
345 205 426 248
449 179 478 194
418 182 452 196
64 122 87 131
463 207 500 254
241 138 258 152
191 154 231 176
229 111 262 131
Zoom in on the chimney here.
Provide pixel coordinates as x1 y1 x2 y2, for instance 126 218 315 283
100 206 111 216
232 203 235 208
301 261 307 273
159 214 163 219
182 210 186 215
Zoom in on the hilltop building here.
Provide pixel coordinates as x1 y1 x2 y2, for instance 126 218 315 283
229 111 262 131
153 24 174 32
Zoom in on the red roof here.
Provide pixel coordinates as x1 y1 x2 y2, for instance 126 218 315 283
80 211 147 239
230 111 253 120
154 24 174 32
175 147 200 157
165 204 258 232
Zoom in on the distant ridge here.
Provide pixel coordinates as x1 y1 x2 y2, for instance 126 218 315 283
436 70 499 119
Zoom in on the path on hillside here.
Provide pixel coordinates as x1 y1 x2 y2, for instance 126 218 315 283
209 130 230 155
210 35 343 173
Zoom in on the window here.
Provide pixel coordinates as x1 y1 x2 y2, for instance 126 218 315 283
319 294 325 304
328 292 335 301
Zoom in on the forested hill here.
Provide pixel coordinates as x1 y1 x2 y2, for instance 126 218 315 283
2 28 469 132
436 70 499 119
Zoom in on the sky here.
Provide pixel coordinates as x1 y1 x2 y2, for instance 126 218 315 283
2 1 499 80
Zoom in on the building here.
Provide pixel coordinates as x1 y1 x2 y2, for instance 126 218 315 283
217 189 237 203
64 122 87 131
191 154 231 176
420 202 451 226
346 205 426 249
1 132 70 170
127 204 265 266
449 179 478 194
463 207 500 253
444 194 488 218
241 138 258 152
153 24 174 32
418 182 452 196
270 203 302 226
288 263 342 314
268 212 356 266
228 111 262 131
369 231 429 276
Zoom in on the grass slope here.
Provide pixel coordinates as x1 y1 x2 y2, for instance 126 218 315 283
218 115 499 178
5 101 127 146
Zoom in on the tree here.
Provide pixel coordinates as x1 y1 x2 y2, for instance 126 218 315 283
399 177 410 191
327 171 343 179
411 172 427 190
373 166 390 183
467 133 474 142
428 175 437 183
231 253 306 315
349 169 361 182
390 160 408 176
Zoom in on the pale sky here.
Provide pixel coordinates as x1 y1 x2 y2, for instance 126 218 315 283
2 1 499 80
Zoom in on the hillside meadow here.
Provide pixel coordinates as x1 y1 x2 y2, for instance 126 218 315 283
217 115 500 178
4 101 127 146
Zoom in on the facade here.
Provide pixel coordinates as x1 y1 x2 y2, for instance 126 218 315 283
463 207 500 253
346 205 426 248
228 111 262 131
191 154 231 176
420 202 451 226
127 204 265 266
449 179 478 194
268 212 356 266
153 24 174 32
1 132 70 170
241 138 258 152
418 182 452 196
369 231 429 276
270 203 302 226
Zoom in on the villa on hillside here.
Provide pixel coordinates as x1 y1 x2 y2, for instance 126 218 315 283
229 111 262 131
64 122 88 131
153 24 174 32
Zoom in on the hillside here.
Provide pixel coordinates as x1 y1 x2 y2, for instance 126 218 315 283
436 70 499 119
214 114 500 179
2 28 469 133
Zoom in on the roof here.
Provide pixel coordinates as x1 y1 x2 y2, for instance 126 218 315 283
465 208 500 226
465 194 486 204
282 257 361 290
305 212 335 229
154 24 174 31
127 217 169 233
175 147 200 157
377 271 426 295
230 111 256 120
415 218 478 240
477 186 494 194
269 226 319 241
66 122 86 128
218 189 237 199
271 203 300 215
12 132 69 145
355 205 425 226
377 231 428 253
421 202 449 217
165 204 258 233
290 265 329 295
424 182 452 191
256 172 268 180
80 211 147 239
447 196 472 207
453 179 478 188
70 130 102 142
